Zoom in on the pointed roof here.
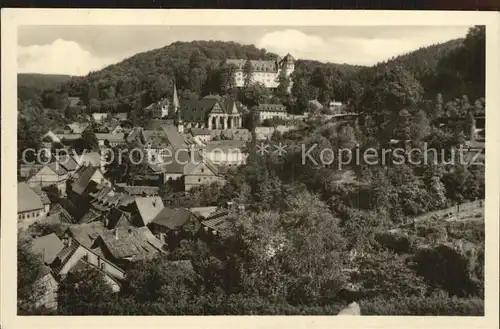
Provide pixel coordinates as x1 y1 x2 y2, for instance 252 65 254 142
173 83 180 109
31 233 64 264
152 207 196 230
18 182 44 213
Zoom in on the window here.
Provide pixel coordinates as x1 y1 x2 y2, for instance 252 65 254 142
198 178 201 182
201 168 204 173
100 262 105 270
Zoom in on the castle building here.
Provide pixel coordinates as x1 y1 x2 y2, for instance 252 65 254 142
226 53 295 90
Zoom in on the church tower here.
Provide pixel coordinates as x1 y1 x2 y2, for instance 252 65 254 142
173 83 183 134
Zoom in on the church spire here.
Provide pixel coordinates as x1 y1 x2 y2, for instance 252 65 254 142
173 82 180 110
173 81 183 134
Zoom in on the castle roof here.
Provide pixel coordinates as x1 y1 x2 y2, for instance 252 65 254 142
226 59 279 72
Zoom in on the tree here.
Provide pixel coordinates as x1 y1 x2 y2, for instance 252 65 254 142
18 238 46 314
241 82 271 108
80 129 99 152
352 251 427 300
243 59 253 87
123 256 201 314
58 267 116 315
274 70 291 100
217 62 237 95
361 66 424 143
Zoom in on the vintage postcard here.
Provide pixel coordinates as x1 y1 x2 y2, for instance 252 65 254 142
1 9 499 329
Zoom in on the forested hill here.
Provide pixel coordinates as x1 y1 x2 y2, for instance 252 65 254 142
22 28 484 117
351 32 484 102
374 39 463 77
37 40 364 114
18 73 73 90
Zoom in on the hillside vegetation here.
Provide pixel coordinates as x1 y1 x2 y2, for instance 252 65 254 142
18 73 73 90
17 26 486 316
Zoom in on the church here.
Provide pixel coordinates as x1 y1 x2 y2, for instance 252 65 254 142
149 84 243 131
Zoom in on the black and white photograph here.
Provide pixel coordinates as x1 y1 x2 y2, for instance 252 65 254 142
2 9 499 327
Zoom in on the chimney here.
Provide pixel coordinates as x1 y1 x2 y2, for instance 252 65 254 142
114 229 119 240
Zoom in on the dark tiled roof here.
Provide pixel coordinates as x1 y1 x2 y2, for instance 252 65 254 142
161 125 189 150
226 59 279 72
152 207 196 230
144 129 171 149
48 162 68 176
68 221 106 249
190 128 213 136
183 153 219 176
56 155 79 172
95 133 125 143
179 97 239 123
106 208 132 229
52 242 79 274
122 186 160 196
71 165 98 195
257 104 286 112
31 233 64 264
80 208 102 223
201 211 234 237
100 227 164 260
204 140 247 152
18 182 44 213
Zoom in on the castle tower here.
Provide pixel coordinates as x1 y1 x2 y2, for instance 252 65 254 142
282 53 295 77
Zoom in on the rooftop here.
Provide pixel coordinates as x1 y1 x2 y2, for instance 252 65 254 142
135 196 165 225
18 182 44 213
99 226 165 261
152 207 196 230
31 233 64 264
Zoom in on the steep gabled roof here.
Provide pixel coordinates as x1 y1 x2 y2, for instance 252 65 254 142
68 221 106 249
161 124 188 150
30 185 51 205
31 233 64 264
152 207 196 230
55 155 79 172
99 226 165 260
71 165 99 195
66 122 89 134
135 196 164 226
47 162 68 176
18 182 44 213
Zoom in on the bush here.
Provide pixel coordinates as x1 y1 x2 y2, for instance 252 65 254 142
374 231 413 254
413 244 481 297
446 221 484 244
360 296 483 315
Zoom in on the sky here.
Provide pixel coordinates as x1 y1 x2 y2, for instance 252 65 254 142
17 25 472 76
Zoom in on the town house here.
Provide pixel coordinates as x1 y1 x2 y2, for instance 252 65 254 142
18 182 48 230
